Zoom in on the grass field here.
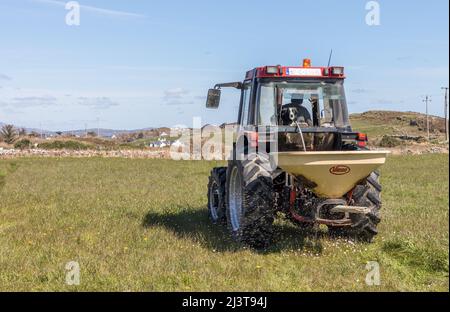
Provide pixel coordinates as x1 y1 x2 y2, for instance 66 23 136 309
0 154 448 291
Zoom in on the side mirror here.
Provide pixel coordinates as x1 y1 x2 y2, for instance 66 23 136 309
206 89 221 109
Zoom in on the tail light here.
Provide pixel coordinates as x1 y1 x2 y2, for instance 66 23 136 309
357 133 367 141
357 132 368 148
265 66 280 74
331 66 344 76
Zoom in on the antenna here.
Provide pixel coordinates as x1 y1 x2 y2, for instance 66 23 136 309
327 49 333 67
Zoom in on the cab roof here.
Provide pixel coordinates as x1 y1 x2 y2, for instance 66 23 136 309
245 64 345 80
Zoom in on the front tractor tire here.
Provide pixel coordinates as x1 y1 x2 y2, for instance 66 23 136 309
225 155 275 249
207 167 227 224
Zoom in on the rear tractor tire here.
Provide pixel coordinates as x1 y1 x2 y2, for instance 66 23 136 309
207 167 227 224
226 154 275 249
331 171 382 242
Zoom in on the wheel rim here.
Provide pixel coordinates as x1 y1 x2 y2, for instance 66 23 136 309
229 166 243 231
209 181 220 221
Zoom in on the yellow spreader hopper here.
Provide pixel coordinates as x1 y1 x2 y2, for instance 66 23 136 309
276 151 390 198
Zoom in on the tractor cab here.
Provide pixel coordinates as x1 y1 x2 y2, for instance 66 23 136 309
207 59 367 151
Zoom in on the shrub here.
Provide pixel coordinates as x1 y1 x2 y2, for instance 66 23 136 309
0 124 18 144
37 140 92 150
378 135 402 148
14 139 32 150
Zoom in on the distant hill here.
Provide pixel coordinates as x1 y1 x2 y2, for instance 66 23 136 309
350 110 446 140
1 110 447 140
0 122 55 136
59 128 156 138
0 122 157 138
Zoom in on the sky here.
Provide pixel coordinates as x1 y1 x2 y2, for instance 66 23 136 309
0 0 448 131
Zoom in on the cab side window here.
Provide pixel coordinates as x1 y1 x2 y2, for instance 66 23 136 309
240 83 252 125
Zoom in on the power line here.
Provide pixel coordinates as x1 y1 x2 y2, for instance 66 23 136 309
423 95 432 140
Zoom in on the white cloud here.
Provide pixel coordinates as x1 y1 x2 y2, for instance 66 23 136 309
163 88 195 106
78 96 119 109
164 88 189 99
0 74 12 81
12 95 57 107
33 0 145 19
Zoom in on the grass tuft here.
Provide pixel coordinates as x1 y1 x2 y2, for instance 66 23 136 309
383 238 449 273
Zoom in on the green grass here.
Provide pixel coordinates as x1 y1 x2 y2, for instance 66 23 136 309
350 119 397 138
0 155 448 291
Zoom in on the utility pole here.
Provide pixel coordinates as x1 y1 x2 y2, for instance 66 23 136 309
442 87 449 142
423 96 431 140
96 117 100 137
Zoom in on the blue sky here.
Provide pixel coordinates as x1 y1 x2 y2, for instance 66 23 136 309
0 0 448 131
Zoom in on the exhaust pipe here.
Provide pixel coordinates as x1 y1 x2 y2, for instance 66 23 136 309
330 205 371 215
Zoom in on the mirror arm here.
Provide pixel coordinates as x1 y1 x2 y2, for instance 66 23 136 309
213 82 243 90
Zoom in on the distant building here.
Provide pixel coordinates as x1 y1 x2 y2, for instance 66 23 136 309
150 142 162 148
149 138 173 148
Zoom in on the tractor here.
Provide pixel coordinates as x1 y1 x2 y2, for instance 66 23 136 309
206 59 389 248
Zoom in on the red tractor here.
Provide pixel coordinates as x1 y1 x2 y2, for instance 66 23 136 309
206 59 389 248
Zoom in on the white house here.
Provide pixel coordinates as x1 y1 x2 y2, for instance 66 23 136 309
150 140 170 148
